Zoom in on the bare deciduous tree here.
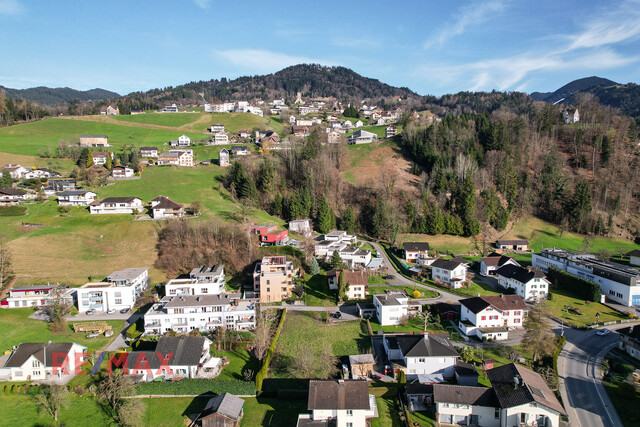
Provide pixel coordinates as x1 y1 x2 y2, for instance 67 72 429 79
35 385 67 421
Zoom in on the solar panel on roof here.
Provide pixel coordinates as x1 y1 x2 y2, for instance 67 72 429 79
529 385 545 398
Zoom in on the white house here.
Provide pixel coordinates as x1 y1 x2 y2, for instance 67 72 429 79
210 124 225 133
140 147 158 158
431 259 467 288
627 249 640 267
348 130 378 145
92 152 109 165
458 295 527 341
163 104 179 113
125 336 219 381
111 166 135 178
1 285 74 309
339 246 372 268
495 264 549 301
231 146 249 156
150 195 184 219
434 384 500 427
382 334 459 378
314 230 357 257
327 270 368 300
480 254 520 276
296 380 377 427
0 342 87 382
562 108 579 124
76 268 149 313
372 291 421 326
0 188 28 204
403 241 431 264
0 164 28 179
289 219 312 237
57 190 97 206
23 168 60 180
211 132 229 145
157 149 194 167
164 265 226 297
170 135 191 147
90 197 144 214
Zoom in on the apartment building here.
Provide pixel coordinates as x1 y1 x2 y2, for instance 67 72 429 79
165 265 226 296
76 268 149 313
1 285 74 309
252 256 295 303
157 149 194 167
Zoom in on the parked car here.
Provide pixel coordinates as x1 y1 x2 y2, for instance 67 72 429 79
85 332 99 339
120 307 130 314
596 328 611 336
106 309 116 314
85 309 95 315
333 311 342 319
384 275 395 280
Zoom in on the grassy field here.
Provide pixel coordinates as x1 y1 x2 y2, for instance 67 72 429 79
303 274 337 307
371 396 404 427
541 288 629 327
212 349 259 381
0 151 77 173
368 285 438 299
0 308 122 353
0 394 114 426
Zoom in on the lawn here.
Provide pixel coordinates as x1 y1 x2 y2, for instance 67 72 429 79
368 275 386 285
368 285 438 299
0 394 114 426
540 288 628 327
0 308 123 353
371 396 404 427
303 273 337 307
408 410 436 426
273 311 370 377
114 112 206 128
0 151 77 173
212 349 260 381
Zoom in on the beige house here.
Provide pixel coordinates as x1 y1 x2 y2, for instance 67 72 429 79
79 135 109 147
157 149 194 167
252 256 295 303
348 354 375 379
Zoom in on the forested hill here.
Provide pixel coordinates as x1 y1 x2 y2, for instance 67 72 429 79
565 83 640 120
530 76 618 103
0 85 120 105
123 64 423 105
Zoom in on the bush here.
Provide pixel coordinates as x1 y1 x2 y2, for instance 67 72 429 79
617 382 636 399
11 385 18 394
547 267 600 302
256 309 287 392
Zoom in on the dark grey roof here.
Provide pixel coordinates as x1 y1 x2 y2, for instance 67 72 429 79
4 342 76 368
308 380 370 410
487 363 566 415
348 354 375 365
127 336 206 369
496 239 529 246
626 249 640 257
0 188 26 196
459 297 492 314
98 197 140 204
406 384 434 395
619 325 640 342
151 196 183 210
79 135 107 137
374 292 407 306
163 293 240 308
385 334 459 359
431 258 464 271
189 265 224 278
201 393 244 421
481 255 517 267
140 146 157 151
432 302 458 315
454 360 479 377
403 242 430 251
495 264 545 284
58 190 93 196
460 295 527 314
433 384 498 407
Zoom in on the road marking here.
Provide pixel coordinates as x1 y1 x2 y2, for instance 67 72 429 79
590 342 618 426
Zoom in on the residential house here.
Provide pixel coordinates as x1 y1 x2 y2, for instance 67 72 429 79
373 291 421 326
292 126 310 137
354 120 364 128
382 333 460 378
495 264 549 301
327 130 342 144
210 124 225 134
163 104 179 113
165 265 226 297
403 242 431 264
260 229 289 246
338 246 373 268
348 130 378 145
296 118 314 127
0 188 27 204
480 254 520 276
100 105 119 115
349 354 375 380
314 230 357 257
130 108 144 115
76 268 149 313
259 130 280 146
111 165 134 178
0 342 87 382
627 249 640 267
230 146 249 155
157 149 194 167
126 336 217 381
432 302 458 321
0 164 28 179
532 248 640 306
46 179 76 195
57 190 97 206
434 384 499 426
198 393 245 427
23 168 61 179
237 129 252 139
252 256 295 303
143 294 255 334
91 152 109 165
209 102 235 113
431 259 467 288
150 195 184 219
90 197 144 214
289 219 312 237
619 325 640 360
296 380 377 427
140 147 158 158
298 104 319 115
211 132 229 145
458 294 527 341
495 239 529 251
250 224 277 235
1 285 73 309
385 126 397 138
79 135 109 147
563 108 579 124
219 148 230 167
170 135 191 147
327 269 368 300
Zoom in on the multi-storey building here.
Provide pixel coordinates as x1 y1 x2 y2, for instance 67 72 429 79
252 256 295 303
165 265 226 296
458 294 527 341
76 268 149 313
495 264 549 301
1 285 74 309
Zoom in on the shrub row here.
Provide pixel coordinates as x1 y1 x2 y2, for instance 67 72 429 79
553 336 567 379
255 309 287 392
136 378 255 396
547 267 600 302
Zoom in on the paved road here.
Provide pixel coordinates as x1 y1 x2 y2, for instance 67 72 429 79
555 322 629 427
366 241 462 303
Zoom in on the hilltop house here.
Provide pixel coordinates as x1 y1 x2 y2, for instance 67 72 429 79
480 253 520 276
382 333 459 378
211 132 229 145
289 219 312 237
431 259 467 288
348 130 378 145
219 148 230 167
163 104 179 113
111 165 135 178
90 197 144 214
100 105 119 115
210 124 225 133
57 190 97 206
140 147 158 158
373 291 421 326
157 149 194 167
459 294 527 341
0 164 28 179
496 264 549 301
0 342 87 382
170 135 191 147
91 152 109 165
150 195 184 219
79 135 109 147
327 269 368 300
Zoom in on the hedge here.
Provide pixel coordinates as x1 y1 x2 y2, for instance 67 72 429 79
547 267 600 302
553 336 567 379
136 379 255 396
255 308 287 392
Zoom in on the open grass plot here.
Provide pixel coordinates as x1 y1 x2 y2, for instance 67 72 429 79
541 288 628 327
0 151 77 173
0 394 113 427
0 308 123 353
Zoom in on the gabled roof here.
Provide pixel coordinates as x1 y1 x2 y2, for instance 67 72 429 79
327 270 368 287
431 258 464 271
459 297 491 314
433 384 497 407
496 239 529 246
495 264 545 284
140 146 157 151
98 197 140 204
432 302 458 315
403 241 430 252
454 359 479 377
460 294 527 314
58 190 94 196
151 195 183 210
619 325 640 342
307 380 370 410
481 255 518 267
487 363 566 415
385 334 459 358
127 336 207 369
0 188 26 196
4 342 78 368
201 393 244 421
626 249 640 257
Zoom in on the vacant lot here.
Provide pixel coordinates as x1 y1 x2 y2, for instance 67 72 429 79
541 288 628 327
0 394 113 426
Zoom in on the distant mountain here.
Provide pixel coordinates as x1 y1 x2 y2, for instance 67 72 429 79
0 85 120 105
125 64 422 105
529 76 618 104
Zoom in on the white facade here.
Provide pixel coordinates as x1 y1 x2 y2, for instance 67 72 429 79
0 342 87 382
165 265 226 296
432 262 467 288
90 197 144 214
373 292 409 326
1 164 28 179
57 190 97 206
480 257 520 276
157 149 194 167
143 294 256 334
77 268 149 313
1 286 74 309
348 130 378 145
459 296 526 341
111 166 135 178
497 271 549 301
298 401 377 427
211 132 229 144
382 334 459 378
436 401 499 427
630 255 640 267
178 135 191 146
502 403 562 427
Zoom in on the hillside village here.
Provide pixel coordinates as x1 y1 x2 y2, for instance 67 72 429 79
0 62 640 427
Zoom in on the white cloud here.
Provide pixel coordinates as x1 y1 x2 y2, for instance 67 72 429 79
192 0 211 10
0 0 23 15
566 0 640 50
214 49 338 73
424 0 506 49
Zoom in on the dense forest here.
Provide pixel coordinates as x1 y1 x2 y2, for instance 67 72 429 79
0 85 119 105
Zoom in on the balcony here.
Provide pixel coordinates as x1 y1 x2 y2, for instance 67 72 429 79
89 296 103 302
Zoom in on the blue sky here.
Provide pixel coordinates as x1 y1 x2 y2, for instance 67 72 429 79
1 0 639 96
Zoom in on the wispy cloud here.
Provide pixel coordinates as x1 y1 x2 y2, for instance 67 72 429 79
0 0 23 15
423 0 506 49
192 0 211 10
566 0 640 50
214 49 338 74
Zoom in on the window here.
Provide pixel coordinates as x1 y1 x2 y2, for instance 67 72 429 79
347 423 353 427
266 280 270 285
32 360 41 367
201 288 208 294
418 358 425 363
481 316 486 320
115 298 122 305
346 410 353 416
494 408 500 418
32 371 41 376
174 308 184 314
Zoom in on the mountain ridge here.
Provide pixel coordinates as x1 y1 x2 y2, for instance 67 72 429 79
0 85 120 105
529 76 618 103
